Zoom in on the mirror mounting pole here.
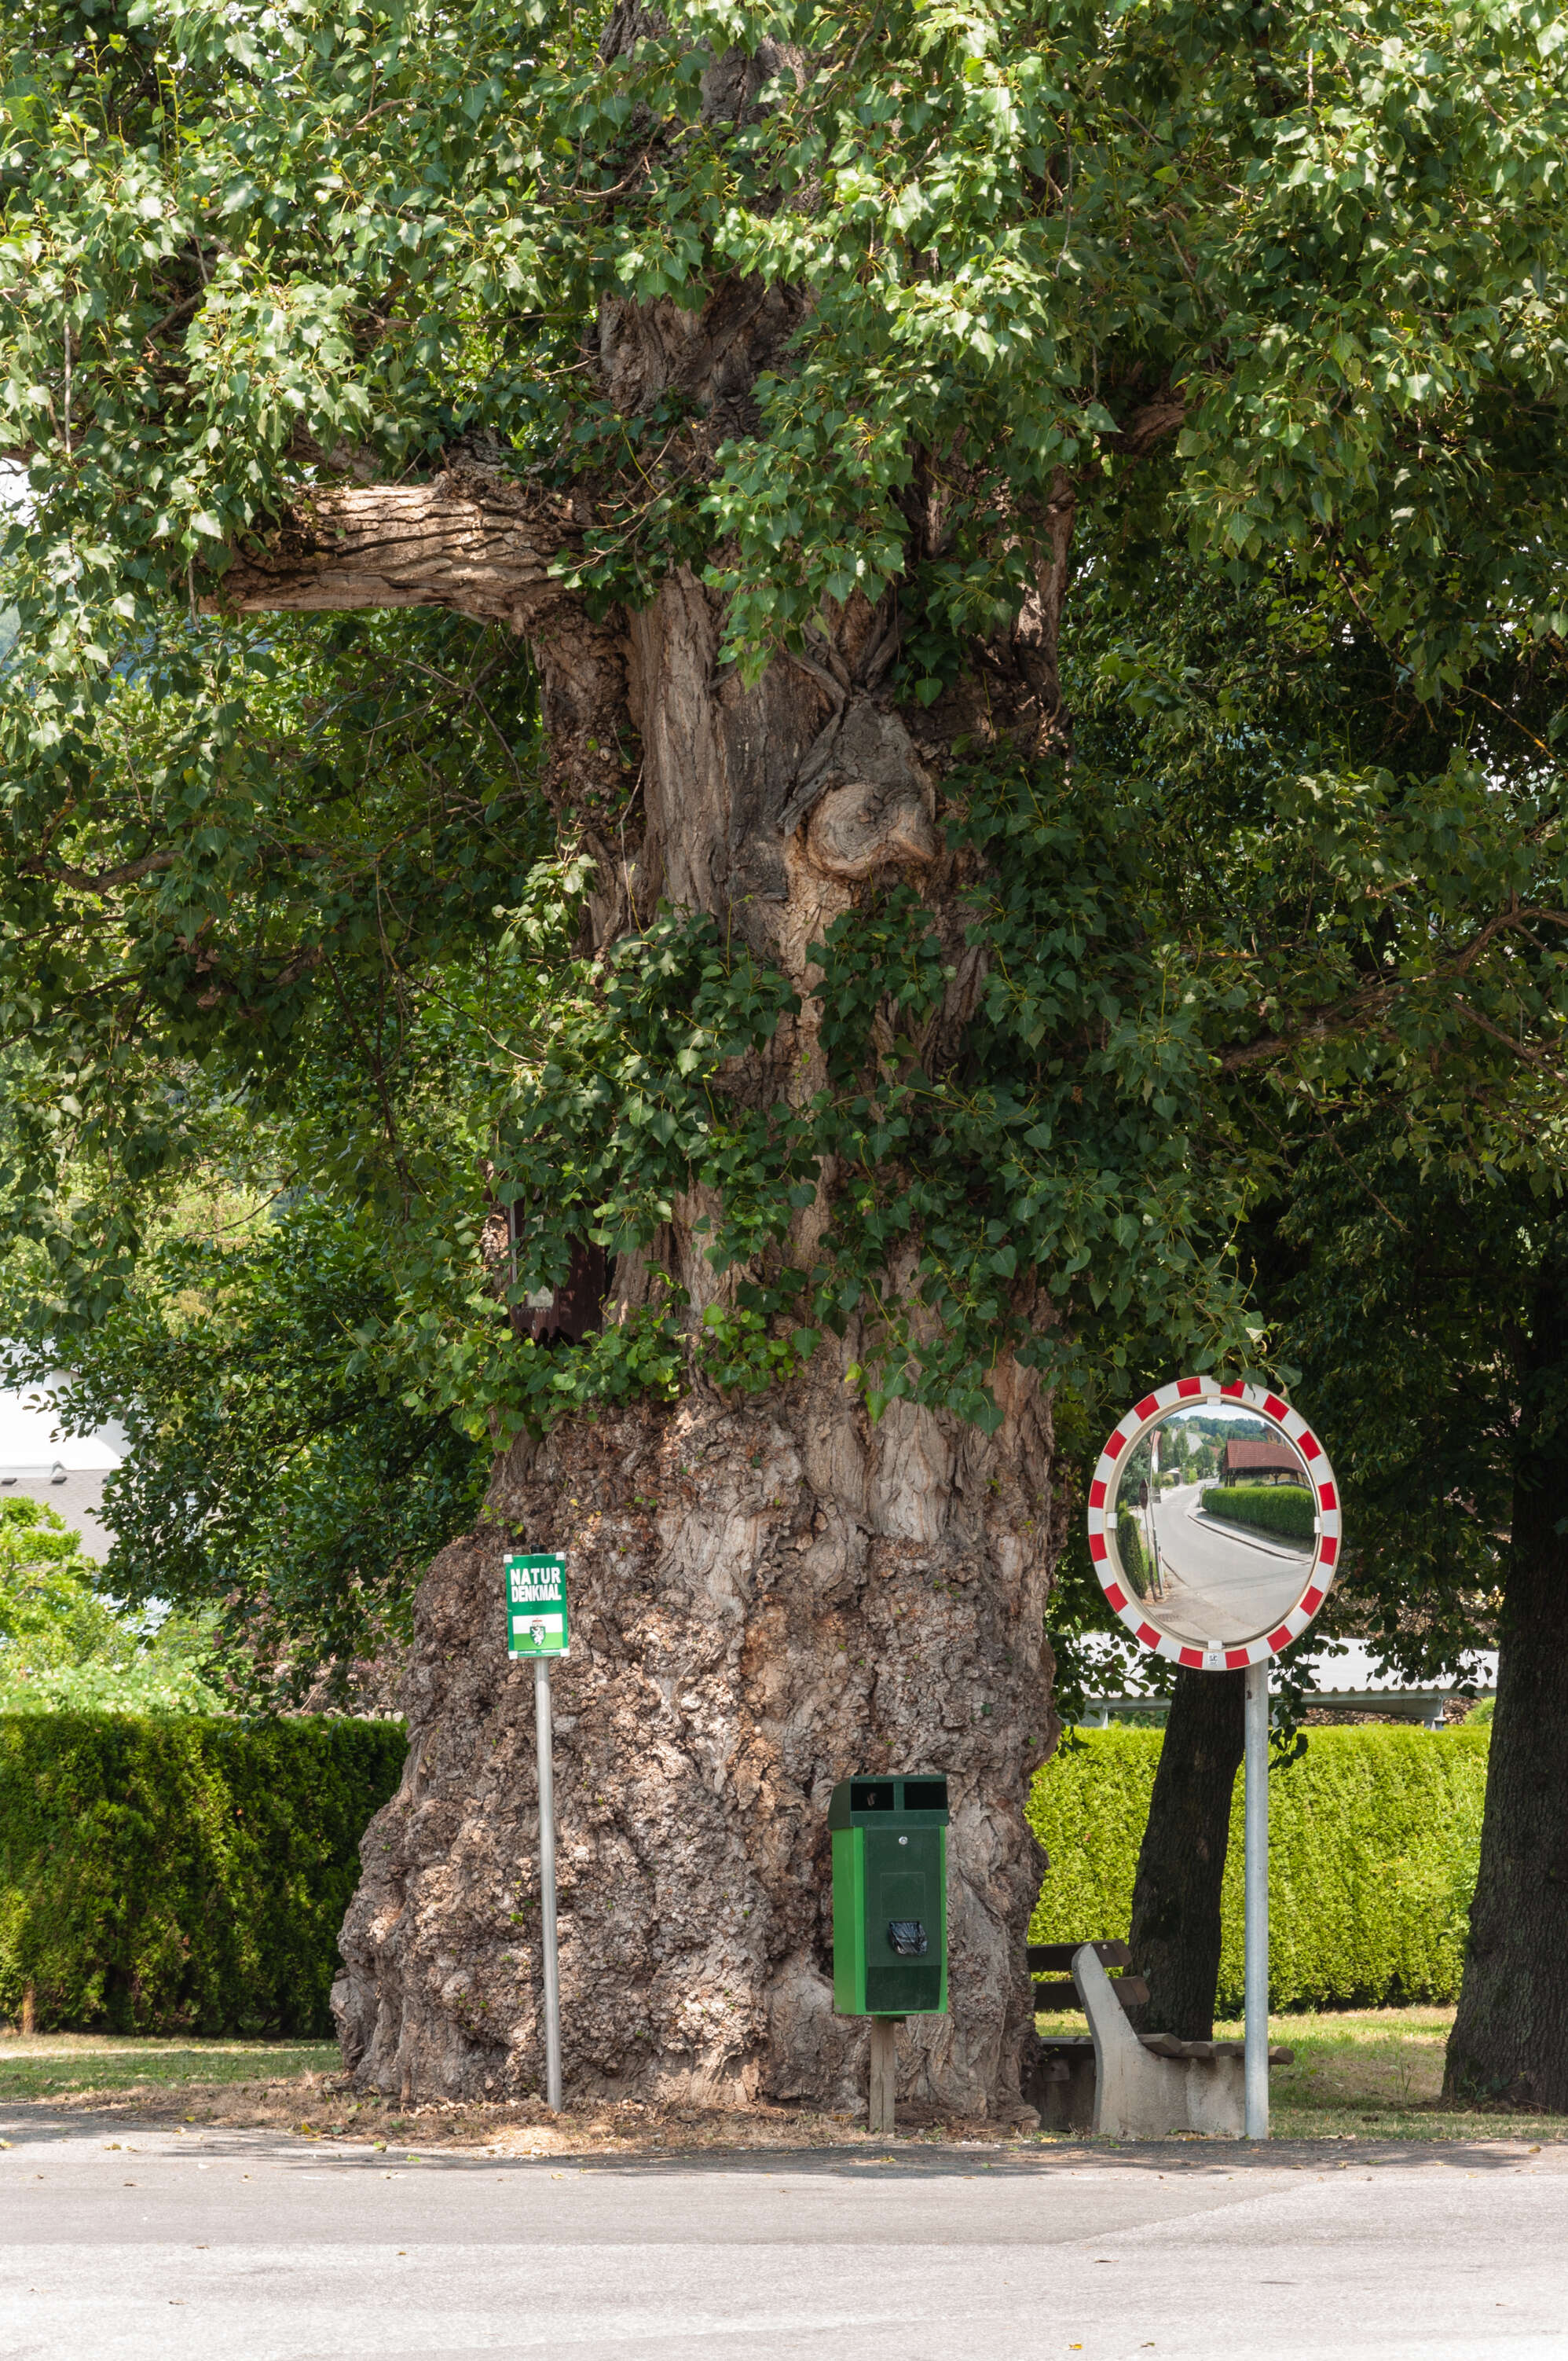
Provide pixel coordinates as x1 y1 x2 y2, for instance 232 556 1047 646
1243 1660 1269 2138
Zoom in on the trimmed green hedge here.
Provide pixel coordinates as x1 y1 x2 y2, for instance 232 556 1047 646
1200 1481 1315 1542
1028 1725 1489 2011
1115 1512 1152 1598
0 1714 406 2035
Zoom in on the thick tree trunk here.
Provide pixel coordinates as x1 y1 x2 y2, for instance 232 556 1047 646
1444 1256 1568 2111
230 68 1072 2095
299 533 1063 2116
1123 1669 1245 2041
334 1366 1057 2115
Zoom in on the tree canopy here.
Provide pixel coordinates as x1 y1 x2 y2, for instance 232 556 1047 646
4 0 1568 1666
6 0 1568 664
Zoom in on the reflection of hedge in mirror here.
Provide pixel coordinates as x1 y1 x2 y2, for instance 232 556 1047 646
1029 1727 1488 2011
1200 1481 1315 1542
1115 1512 1152 1599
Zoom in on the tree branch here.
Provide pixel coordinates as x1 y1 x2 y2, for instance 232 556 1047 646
1108 394 1187 459
1218 985 1398 1072
211 464 636 821
1218 973 1568 1085
1451 997 1568 1086
211 465 587 629
20 849 178 892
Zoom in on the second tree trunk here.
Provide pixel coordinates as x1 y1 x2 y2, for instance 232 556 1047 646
1445 1252 1568 2112
1125 1668 1246 2040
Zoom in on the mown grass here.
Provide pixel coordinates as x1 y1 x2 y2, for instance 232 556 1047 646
7 2010 1568 2145
0 2033 339 2102
1034 2004 1568 2142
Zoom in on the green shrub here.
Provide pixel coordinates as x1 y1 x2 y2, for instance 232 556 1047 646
1028 1725 1489 2011
0 1714 406 2034
1200 1482 1316 1542
0 1495 229 1714
1114 1512 1152 1598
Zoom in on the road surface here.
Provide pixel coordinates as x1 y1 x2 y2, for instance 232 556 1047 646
3 2105 1566 2360
1138 1481 1314 1647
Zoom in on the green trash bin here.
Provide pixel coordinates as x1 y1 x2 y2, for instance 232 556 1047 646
829 1773 950 2017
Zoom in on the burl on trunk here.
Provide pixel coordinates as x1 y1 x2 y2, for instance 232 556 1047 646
223 456 1065 2117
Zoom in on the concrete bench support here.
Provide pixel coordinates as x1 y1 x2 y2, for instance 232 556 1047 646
1030 1946 1294 2139
1075 1944 1244 2136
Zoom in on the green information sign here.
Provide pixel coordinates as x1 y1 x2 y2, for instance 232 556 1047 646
504 1554 570 1658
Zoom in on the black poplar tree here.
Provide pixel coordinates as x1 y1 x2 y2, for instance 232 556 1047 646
4 0 1568 2111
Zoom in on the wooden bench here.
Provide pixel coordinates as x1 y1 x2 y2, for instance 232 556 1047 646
1026 1941 1294 2139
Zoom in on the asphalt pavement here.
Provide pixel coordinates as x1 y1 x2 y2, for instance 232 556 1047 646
1145 1480 1314 1645
2 2104 1564 2359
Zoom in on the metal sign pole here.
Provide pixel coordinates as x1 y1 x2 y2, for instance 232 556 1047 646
534 1655 563 2112
1243 1659 1269 2139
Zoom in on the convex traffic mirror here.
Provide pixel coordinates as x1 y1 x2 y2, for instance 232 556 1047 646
1086 1378 1341 1667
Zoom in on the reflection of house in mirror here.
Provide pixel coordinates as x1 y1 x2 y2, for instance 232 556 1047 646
1220 1436 1308 1489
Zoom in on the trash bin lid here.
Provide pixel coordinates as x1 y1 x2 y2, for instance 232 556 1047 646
827 1773 950 1828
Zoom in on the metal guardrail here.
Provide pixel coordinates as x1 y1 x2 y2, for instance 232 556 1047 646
1078 1688 1489 1730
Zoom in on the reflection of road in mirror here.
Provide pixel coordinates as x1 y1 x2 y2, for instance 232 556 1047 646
1145 1479 1314 1648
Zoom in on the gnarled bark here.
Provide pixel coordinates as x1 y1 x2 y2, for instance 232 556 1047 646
335 1368 1058 2115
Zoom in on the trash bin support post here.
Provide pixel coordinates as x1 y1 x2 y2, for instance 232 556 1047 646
868 2018 899 2136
